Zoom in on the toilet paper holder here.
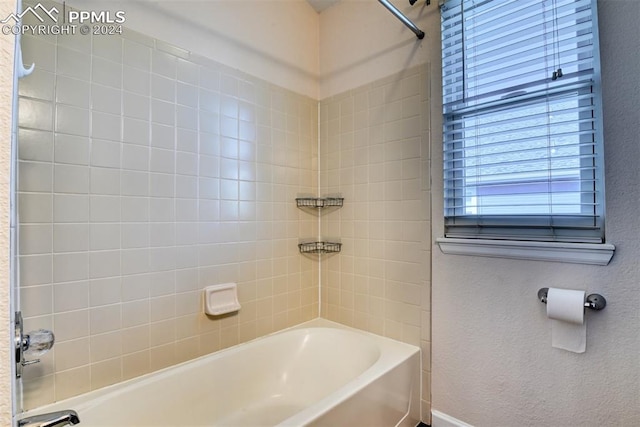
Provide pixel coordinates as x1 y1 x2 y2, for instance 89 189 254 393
537 288 606 310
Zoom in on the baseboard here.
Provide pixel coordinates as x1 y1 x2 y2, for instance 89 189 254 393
431 410 474 427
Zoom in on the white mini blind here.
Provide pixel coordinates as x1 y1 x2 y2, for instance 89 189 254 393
441 0 605 243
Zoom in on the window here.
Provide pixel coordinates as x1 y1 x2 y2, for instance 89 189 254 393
440 0 606 244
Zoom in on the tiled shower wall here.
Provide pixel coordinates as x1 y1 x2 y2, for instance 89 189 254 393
319 64 432 419
17 25 318 409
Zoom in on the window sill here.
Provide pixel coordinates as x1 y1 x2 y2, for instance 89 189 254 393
436 238 615 265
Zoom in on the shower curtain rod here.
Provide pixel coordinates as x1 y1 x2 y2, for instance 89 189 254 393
378 0 425 39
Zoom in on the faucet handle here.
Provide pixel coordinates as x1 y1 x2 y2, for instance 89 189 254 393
14 311 56 378
23 329 55 357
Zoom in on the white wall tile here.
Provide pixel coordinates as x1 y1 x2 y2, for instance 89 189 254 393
176 105 198 130
121 197 149 222
57 46 90 80
152 50 176 79
151 99 175 126
122 144 149 172
53 224 89 253
151 74 175 102
53 195 89 223
55 133 90 166
90 168 120 196
199 67 220 92
91 112 121 142
176 83 198 108
89 277 122 307
90 196 121 222
150 148 175 174
54 164 90 194
93 36 123 63
90 224 121 251
91 140 121 169
19 69 54 101
21 285 52 317
20 254 53 287
56 104 90 136
92 57 123 89
121 171 149 197
19 193 52 223
176 152 197 176
123 117 150 146
53 252 89 283
123 40 151 71
53 281 89 312
121 248 151 276
54 310 90 342
19 224 52 255
122 92 149 121
177 59 198 85
123 65 150 96
90 250 121 279
19 128 53 162
20 98 53 131
149 198 175 222
121 223 149 249
91 84 122 115
150 123 174 149
90 305 122 334
149 173 174 198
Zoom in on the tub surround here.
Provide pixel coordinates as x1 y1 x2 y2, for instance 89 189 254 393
320 64 431 419
18 22 318 410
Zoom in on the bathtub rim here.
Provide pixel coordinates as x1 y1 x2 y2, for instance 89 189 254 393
16 317 421 425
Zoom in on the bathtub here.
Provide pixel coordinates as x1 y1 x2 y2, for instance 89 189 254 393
17 318 421 427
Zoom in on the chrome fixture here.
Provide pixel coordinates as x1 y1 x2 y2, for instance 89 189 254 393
18 410 80 427
15 311 55 378
537 288 607 311
378 0 425 39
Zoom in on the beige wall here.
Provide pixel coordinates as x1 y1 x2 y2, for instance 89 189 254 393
1 0 17 424
319 0 437 99
66 0 320 99
430 1 640 426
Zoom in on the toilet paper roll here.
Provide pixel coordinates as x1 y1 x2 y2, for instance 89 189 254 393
546 288 586 353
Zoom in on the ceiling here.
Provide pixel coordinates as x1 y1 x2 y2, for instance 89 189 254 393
306 0 341 13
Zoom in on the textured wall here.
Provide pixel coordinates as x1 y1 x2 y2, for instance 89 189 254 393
431 1 640 426
0 0 17 424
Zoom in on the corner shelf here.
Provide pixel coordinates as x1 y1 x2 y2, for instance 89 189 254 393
296 197 344 209
298 241 342 254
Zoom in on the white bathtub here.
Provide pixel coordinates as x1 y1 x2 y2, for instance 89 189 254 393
18 319 421 427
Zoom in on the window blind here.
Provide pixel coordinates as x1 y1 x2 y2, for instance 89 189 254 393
441 0 605 243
